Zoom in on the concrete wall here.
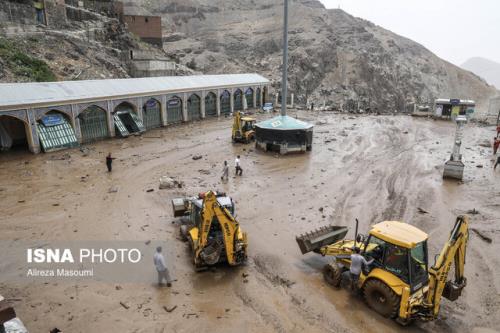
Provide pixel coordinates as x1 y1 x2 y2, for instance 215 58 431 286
122 15 162 47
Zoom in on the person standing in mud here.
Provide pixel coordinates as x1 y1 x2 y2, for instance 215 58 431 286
495 155 500 170
221 160 229 181
235 155 243 176
349 247 373 291
154 246 173 287
106 153 115 172
493 136 500 155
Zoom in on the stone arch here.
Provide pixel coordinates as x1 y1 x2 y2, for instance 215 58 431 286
220 90 231 116
35 106 73 122
245 87 254 109
0 114 30 151
167 95 183 124
233 88 243 111
36 110 78 152
187 93 201 121
75 101 109 117
256 87 262 108
77 105 109 143
142 98 162 129
113 101 137 114
205 92 217 117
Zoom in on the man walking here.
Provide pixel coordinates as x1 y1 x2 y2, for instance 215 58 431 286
153 246 172 287
106 152 115 172
349 247 373 291
495 155 500 170
221 160 229 181
235 155 243 176
493 136 500 155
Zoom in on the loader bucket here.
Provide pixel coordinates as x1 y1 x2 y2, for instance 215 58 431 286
296 225 348 254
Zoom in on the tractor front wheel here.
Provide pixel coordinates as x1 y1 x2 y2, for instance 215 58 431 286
363 279 400 318
323 263 342 288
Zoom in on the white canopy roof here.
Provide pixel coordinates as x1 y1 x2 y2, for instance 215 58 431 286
0 74 269 111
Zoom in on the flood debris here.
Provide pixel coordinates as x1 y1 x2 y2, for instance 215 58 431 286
192 155 203 160
163 305 177 313
467 208 480 215
417 207 428 214
119 301 130 310
471 228 492 244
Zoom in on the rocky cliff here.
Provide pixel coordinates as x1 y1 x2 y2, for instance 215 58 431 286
149 0 497 113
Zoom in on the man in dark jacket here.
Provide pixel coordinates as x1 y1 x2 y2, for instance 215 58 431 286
106 153 115 172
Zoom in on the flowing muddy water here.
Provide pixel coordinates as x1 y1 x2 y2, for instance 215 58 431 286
0 112 499 333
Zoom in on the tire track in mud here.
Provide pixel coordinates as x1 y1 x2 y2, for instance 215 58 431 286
236 254 352 333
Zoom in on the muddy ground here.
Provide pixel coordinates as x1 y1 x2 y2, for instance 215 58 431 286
0 112 499 333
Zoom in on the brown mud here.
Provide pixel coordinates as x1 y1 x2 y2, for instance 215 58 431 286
0 112 499 332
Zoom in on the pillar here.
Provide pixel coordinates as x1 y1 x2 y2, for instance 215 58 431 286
107 100 115 137
275 92 279 107
182 92 188 122
136 97 143 121
161 95 167 126
260 86 264 106
201 91 206 119
216 89 221 117
230 88 234 114
253 87 257 109
26 109 40 153
71 104 82 143
291 93 294 108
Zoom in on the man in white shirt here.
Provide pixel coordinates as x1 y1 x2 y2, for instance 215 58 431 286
350 247 373 291
235 155 243 176
153 246 172 287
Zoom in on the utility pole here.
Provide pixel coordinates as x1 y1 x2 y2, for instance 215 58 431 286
281 0 289 117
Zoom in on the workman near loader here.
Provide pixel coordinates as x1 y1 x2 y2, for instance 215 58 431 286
495 156 500 170
350 247 373 291
493 137 500 155
154 246 173 287
235 155 243 176
221 160 229 181
106 152 115 172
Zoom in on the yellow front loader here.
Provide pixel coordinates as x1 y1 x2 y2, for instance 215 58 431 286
172 191 248 270
296 216 469 324
232 111 256 143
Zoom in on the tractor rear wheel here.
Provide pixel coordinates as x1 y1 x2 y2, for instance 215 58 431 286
363 279 400 318
323 263 342 288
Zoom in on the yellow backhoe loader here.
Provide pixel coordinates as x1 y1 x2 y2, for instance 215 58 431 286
172 190 248 270
232 111 256 143
296 215 469 324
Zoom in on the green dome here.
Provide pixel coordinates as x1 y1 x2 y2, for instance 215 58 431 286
255 115 313 130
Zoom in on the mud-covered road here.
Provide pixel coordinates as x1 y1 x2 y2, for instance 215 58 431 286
1 112 499 333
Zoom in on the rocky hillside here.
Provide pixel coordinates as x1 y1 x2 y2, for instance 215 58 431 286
462 57 500 90
143 0 497 113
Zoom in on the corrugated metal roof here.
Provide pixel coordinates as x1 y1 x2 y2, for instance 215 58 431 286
0 74 269 111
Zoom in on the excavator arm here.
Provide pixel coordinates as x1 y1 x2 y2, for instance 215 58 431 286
425 215 469 319
196 191 246 265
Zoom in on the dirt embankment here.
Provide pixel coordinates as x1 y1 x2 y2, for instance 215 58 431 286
0 112 499 332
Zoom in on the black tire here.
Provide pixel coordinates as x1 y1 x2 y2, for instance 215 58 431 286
363 279 400 318
179 224 189 242
323 263 342 288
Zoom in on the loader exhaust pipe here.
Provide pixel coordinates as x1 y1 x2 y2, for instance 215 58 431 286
354 218 359 249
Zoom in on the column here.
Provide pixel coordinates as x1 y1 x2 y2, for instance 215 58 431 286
182 92 188 122
260 86 264 106
71 104 82 143
136 97 143 121
216 89 221 117
161 95 167 126
201 91 206 119
252 87 257 109
275 92 279 107
107 100 115 137
26 109 40 154
291 93 294 108
230 88 234 114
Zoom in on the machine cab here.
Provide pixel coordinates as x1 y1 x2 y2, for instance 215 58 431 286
241 117 256 132
363 221 429 292
190 193 235 229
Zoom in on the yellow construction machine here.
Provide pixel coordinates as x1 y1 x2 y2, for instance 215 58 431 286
172 191 248 270
232 111 256 143
296 216 469 324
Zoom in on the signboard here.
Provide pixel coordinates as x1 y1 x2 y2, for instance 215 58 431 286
168 98 180 106
450 99 461 105
221 91 230 98
146 99 158 108
245 88 253 95
41 114 64 127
